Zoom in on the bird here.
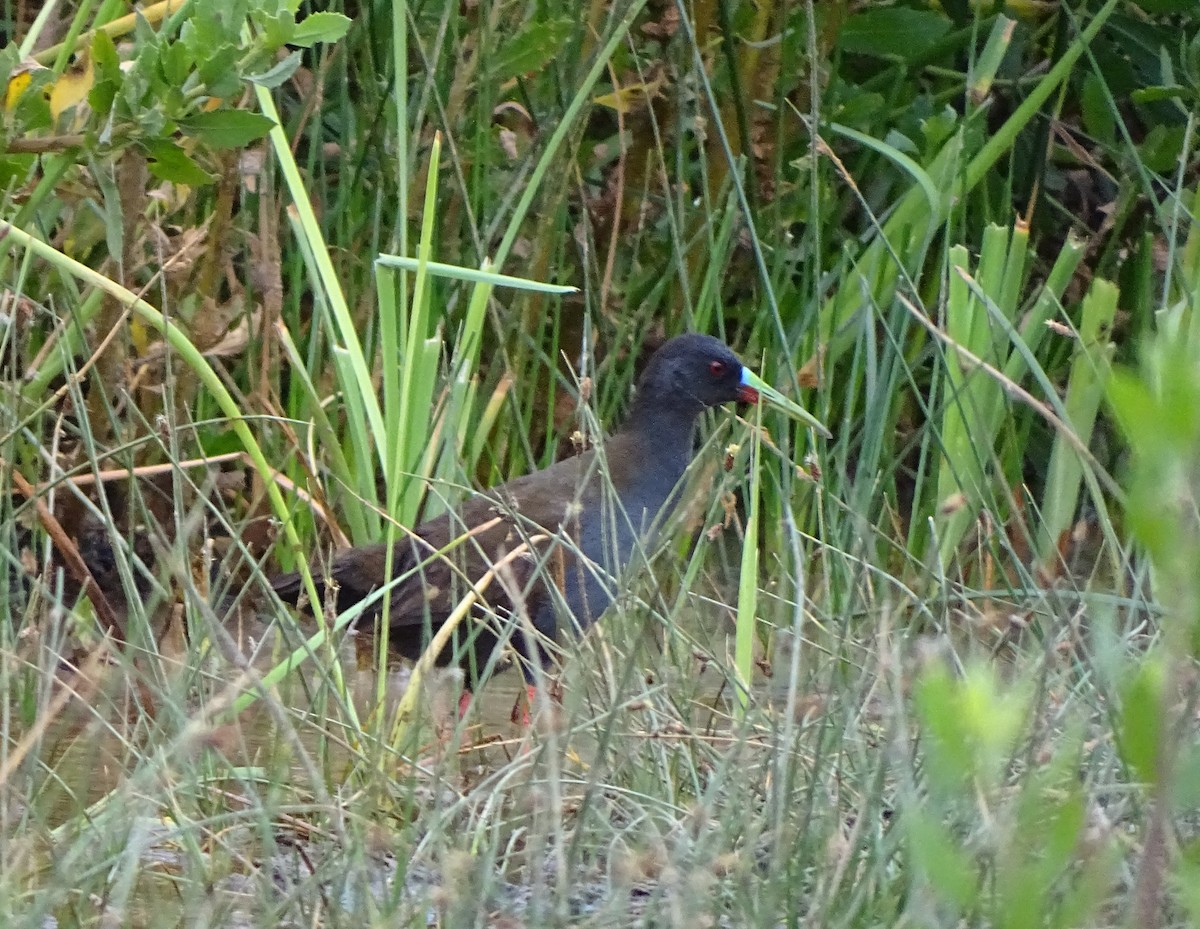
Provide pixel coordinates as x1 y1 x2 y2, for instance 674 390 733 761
270 333 827 722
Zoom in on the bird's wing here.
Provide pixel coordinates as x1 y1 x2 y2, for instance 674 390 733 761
355 452 597 629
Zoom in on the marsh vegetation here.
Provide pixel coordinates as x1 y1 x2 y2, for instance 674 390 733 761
2 1 1199 926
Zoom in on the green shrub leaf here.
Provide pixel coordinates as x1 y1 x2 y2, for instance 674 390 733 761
179 110 276 149
291 12 352 48
838 8 952 61
490 17 573 81
143 139 212 185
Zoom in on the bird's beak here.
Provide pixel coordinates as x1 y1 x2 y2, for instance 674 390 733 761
738 368 831 438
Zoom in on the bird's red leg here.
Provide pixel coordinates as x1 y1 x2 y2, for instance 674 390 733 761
511 684 536 726
458 689 475 720
511 682 566 725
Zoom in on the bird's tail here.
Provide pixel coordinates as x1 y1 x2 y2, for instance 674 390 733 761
269 569 320 606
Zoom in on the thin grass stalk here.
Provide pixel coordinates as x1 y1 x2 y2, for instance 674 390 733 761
936 243 984 566
387 531 536 746
393 0 408 260
948 274 1127 576
467 373 514 470
330 346 379 531
490 0 648 273
0 219 367 731
692 185 740 336
976 223 1031 488
30 0 182 65
997 221 1030 321
394 134 444 527
932 224 1034 567
367 137 444 728
1037 280 1117 565
252 81 385 486
1181 186 1200 294
375 255 577 293
734 396 764 715
817 0 1120 364
443 263 495 489
969 15 1016 104
0 155 76 321
1001 234 1087 385
22 288 103 402
378 251 403 506
677 4 798 364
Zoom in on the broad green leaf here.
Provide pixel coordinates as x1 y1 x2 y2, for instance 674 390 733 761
1038 279 1117 562
838 7 952 61
1171 742 1200 811
1080 73 1115 141
1106 369 1155 457
246 51 302 89
179 109 276 149
90 30 120 83
253 9 296 49
1118 659 1165 785
916 661 1029 792
159 40 193 88
195 44 243 100
490 17 573 81
830 90 885 128
291 12 352 48
914 663 973 791
180 10 228 61
1173 853 1200 926
1138 124 1186 172
906 810 977 910
970 16 1013 101
1131 85 1188 104
144 139 212 186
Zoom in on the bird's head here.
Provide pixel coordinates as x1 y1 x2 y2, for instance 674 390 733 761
636 333 829 437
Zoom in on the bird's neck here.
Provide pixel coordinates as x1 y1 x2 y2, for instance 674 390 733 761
619 400 700 487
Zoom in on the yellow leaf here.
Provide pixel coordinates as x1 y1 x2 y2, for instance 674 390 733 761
592 75 665 115
4 60 49 112
50 54 94 120
130 316 154 355
5 72 32 111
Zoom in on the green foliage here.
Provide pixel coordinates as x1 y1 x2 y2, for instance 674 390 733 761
488 16 574 82
1103 229 1200 913
3 1 349 186
910 663 1115 928
915 660 1030 793
1117 655 1166 785
177 109 277 150
837 7 953 61
1109 314 1200 649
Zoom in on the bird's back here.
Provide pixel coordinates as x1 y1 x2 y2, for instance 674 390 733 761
272 431 685 659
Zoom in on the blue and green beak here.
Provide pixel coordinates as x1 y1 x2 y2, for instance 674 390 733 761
737 367 830 438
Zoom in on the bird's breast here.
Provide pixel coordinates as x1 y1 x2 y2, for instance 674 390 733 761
554 466 684 631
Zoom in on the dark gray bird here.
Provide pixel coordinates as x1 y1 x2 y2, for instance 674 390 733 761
271 334 827 720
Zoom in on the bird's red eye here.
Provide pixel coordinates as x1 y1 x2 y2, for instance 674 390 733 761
709 360 726 377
